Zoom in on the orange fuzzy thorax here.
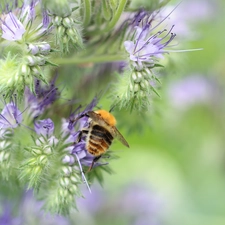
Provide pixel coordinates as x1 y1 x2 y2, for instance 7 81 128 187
95 110 117 126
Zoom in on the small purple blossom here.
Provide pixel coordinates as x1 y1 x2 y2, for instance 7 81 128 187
124 11 176 70
25 79 60 118
1 1 50 42
0 102 22 129
1 12 26 41
34 118 54 137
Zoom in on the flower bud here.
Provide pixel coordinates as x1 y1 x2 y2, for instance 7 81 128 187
69 186 77 194
62 155 75 165
0 140 10 149
39 155 47 164
59 189 68 198
20 64 31 76
35 56 46 66
62 17 73 28
70 174 80 184
53 16 62 26
34 165 42 174
60 177 70 187
136 72 143 82
132 72 137 82
61 166 72 175
30 66 41 76
38 43 51 55
134 83 139 92
32 148 43 155
57 26 66 37
28 44 39 55
26 55 36 66
43 145 52 155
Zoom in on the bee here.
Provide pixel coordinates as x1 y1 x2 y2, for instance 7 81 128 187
74 109 129 172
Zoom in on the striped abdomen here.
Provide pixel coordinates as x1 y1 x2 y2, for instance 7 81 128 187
86 124 113 156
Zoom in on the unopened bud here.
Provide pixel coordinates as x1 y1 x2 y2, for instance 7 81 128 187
32 148 42 155
70 174 80 184
60 177 70 187
39 155 47 163
61 166 72 175
53 16 62 26
27 55 36 66
28 44 39 55
38 43 51 55
62 17 73 28
43 145 52 155
20 64 30 76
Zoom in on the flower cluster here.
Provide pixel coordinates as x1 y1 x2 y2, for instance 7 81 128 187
113 9 176 112
0 1 53 97
0 78 115 214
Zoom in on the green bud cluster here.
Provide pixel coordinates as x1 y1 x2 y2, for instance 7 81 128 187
19 137 54 190
113 67 161 112
43 163 82 215
0 40 53 97
52 15 83 54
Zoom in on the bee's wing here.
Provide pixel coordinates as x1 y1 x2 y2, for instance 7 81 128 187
113 127 129 148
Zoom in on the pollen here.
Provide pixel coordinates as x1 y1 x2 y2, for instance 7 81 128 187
95 109 117 126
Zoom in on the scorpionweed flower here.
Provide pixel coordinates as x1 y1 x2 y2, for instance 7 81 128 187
1 12 26 41
124 11 176 70
0 1 53 97
113 8 179 113
25 78 60 118
0 101 22 129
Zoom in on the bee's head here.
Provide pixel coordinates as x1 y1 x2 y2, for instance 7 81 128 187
94 109 117 127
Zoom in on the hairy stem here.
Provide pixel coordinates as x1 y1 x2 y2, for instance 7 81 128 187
53 54 126 65
83 0 92 26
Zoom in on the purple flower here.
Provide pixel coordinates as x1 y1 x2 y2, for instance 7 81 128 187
1 1 50 42
0 102 22 129
34 118 54 137
1 12 26 41
124 11 176 70
25 78 60 118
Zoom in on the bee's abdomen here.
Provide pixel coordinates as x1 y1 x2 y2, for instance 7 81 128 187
87 125 113 156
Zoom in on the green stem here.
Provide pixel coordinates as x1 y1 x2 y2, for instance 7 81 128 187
104 0 127 32
53 54 126 65
83 0 92 27
87 0 127 35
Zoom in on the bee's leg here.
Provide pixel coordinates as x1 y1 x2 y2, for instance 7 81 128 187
87 155 102 173
76 128 89 143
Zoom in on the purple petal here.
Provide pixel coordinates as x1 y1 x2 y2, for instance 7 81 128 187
2 13 25 41
124 41 135 54
0 103 22 129
34 118 54 137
